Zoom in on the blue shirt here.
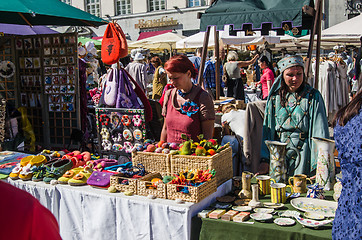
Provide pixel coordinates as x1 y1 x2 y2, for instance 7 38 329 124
189 56 201 84
203 60 224 89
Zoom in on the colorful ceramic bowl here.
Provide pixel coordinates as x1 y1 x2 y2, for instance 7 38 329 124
250 213 273 222
253 208 274 214
296 217 333 229
274 217 295 226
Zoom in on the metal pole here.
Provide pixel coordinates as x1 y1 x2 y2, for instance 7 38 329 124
215 27 220 100
314 0 323 89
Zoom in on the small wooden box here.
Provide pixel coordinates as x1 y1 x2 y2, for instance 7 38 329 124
233 212 250 222
209 209 226 219
221 210 239 221
137 172 167 199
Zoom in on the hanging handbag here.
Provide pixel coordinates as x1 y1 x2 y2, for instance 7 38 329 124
103 68 119 107
101 23 121 65
114 23 128 59
116 68 141 109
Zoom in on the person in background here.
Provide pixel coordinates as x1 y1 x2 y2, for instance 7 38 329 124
331 86 361 240
203 47 226 99
0 181 62 240
259 55 329 176
272 62 280 77
188 47 203 84
151 56 167 100
257 56 276 100
160 55 215 143
125 52 147 92
224 51 259 100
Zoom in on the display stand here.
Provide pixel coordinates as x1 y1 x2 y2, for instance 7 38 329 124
0 33 80 149
96 107 146 159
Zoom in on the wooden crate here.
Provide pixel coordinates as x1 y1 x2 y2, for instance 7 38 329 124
170 147 232 186
166 177 217 203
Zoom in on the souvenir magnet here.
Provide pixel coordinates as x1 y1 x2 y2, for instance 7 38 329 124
123 142 133 153
121 115 131 127
132 115 143 127
123 129 133 141
102 140 112 151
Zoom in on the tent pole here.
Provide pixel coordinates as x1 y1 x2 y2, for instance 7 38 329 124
197 26 211 89
314 0 323 90
215 27 220 100
305 0 322 85
18 13 33 27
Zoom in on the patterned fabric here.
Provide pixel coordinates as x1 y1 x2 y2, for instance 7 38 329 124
203 60 224 89
332 109 362 240
277 55 304 73
261 75 330 176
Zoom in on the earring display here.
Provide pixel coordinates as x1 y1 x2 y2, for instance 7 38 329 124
96 108 146 155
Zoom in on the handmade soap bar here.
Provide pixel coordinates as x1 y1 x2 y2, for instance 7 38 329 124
233 212 250 222
221 210 239 221
198 209 213 218
209 209 226 219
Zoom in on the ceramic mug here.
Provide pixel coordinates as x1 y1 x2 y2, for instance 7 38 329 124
271 183 294 203
256 175 275 195
288 174 313 193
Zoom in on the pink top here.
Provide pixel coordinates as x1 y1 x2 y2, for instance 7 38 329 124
260 68 275 99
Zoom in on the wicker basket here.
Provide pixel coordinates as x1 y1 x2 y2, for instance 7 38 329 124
132 151 170 176
110 173 138 194
166 177 217 203
170 147 232 186
137 172 167 199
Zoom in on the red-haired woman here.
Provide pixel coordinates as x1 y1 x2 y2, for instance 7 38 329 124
160 55 215 143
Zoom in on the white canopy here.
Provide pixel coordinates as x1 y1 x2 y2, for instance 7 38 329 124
299 15 362 46
176 28 222 49
128 32 184 50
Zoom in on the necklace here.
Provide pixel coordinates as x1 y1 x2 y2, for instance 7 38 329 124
177 84 194 97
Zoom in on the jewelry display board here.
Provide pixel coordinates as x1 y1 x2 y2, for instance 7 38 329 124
0 33 80 149
96 108 146 158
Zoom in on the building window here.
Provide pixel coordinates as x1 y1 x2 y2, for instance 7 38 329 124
116 0 132 15
61 0 71 4
86 0 100 17
188 0 206 7
148 0 165 12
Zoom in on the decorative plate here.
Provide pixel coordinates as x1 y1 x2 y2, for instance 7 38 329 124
253 208 274 214
263 202 285 209
250 213 273 222
278 210 300 218
304 212 325 220
290 197 337 217
296 217 333 229
232 206 252 212
0 61 16 78
274 217 295 226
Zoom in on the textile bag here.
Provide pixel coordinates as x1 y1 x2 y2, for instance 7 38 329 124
101 23 121 65
116 68 141 109
103 68 118 107
114 23 128 58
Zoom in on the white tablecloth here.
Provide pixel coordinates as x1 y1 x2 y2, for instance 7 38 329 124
8 179 231 240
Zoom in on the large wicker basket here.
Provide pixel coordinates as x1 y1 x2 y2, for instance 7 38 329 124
132 151 170 176
137 172 167 199
166 177 217 203
170 147 232 186
110 173 138 194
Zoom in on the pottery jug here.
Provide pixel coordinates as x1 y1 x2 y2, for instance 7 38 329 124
311 137 336 191
265 140 301 183
306 183 325 199
238 171 253 199
248 184 263 208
